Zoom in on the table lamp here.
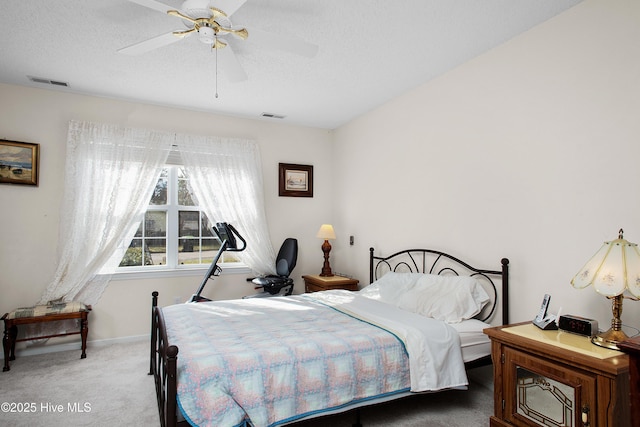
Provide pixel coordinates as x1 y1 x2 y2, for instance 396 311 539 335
316 224 336 276
570 229 640 350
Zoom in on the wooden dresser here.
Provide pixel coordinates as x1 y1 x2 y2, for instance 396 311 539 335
484 323 629 427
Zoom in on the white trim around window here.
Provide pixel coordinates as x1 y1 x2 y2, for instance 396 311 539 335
109 263 252 281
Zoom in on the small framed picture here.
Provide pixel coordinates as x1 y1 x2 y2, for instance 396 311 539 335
279 163 313 197
0 139 40 186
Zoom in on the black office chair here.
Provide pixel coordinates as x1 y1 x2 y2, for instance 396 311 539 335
250 238 298 296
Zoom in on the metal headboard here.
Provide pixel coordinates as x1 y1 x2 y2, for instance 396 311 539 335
369 247 510 324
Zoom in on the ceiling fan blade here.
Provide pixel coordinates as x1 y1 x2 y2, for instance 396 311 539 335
216 44 247 82
248 28 318 58
211 0 247 17
118 31 188 55
128 0 174 14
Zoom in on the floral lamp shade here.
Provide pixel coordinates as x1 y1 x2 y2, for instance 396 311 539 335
571 230 640 298
570 229 640 349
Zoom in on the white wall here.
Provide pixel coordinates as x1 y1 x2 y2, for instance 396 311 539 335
0 83 333 342
333 0 640 332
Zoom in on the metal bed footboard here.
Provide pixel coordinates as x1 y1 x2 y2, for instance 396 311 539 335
149 291 184 427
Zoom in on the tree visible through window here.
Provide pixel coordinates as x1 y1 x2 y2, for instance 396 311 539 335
118 166 239 269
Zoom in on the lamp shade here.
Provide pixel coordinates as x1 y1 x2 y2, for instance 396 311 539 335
316 224 336 240
571 230 640 298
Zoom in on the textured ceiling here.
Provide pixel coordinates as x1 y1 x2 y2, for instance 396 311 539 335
0 0 581 129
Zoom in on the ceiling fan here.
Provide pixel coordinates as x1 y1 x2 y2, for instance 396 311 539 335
118 0 318 83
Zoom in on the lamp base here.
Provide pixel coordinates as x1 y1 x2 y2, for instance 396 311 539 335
591 327 629 350
319 239 333 277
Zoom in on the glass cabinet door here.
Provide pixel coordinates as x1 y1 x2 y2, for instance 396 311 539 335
504 347 596 427
515 365 575 426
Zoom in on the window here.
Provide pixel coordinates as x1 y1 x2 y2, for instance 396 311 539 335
118 166 241 270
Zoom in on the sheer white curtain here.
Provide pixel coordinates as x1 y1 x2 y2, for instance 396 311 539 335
39 121 173 306
178 134 277 275
41 121 275 309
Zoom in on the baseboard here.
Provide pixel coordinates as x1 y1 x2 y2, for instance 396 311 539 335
0 334 147 360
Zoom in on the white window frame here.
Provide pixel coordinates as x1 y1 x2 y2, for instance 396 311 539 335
113 165 249 280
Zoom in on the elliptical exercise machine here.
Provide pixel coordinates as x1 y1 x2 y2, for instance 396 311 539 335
188 222 246 303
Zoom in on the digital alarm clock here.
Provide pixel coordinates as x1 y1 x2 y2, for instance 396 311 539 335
558 314 599 338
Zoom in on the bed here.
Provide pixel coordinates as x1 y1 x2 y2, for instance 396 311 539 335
149 247 510 427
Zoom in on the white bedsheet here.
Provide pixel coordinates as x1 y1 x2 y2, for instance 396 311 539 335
306 290 468 392
449 319 491 363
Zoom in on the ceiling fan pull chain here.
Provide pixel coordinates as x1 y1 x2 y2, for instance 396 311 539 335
214 41 219 99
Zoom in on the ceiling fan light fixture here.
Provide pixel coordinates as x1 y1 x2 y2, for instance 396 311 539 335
198 26 215 44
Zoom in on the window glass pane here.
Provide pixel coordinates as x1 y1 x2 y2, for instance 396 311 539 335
179 211 200 237
133 222 143 238
202 214 213 237
198 237 217 265
200 237 216 252
119 239 153 267
178 239 201 265
222 252 241 264
150 169 168 205
145 211 166 237
178 212 218 265
178 167 195 206
147 238 166 265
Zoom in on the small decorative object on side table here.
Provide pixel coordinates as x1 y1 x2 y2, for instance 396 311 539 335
484 323 629 427
302 275 359 293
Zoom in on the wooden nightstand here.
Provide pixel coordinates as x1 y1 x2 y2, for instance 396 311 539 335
618 336 640 423
484 323 629 427
302 275 359 292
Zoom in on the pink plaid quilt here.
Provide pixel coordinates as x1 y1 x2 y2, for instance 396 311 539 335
163 295 411 426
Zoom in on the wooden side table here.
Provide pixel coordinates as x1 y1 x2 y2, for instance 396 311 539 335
618 336 640 424
302 275 359 292
484 323 629 427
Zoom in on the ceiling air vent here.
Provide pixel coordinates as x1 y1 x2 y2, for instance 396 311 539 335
28 76 70 87
261 112 286 119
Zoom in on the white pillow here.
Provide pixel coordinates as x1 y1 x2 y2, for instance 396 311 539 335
358 272 423 302
396 274 489 323
359 272 490 323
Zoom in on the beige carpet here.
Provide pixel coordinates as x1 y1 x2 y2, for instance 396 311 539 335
0 339 158 426
0 339 493 426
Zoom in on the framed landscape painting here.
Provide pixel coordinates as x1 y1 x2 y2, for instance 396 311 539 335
279 163 313 197
0 140 40 186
